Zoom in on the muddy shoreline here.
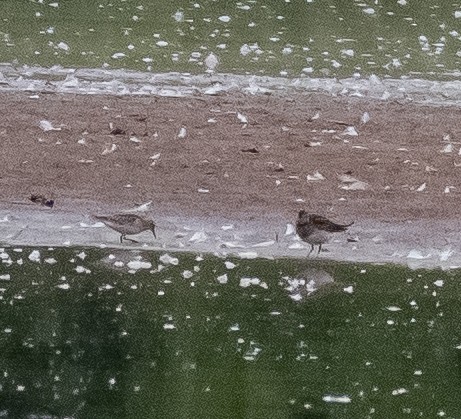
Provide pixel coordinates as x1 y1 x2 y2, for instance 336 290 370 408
1 90 461 267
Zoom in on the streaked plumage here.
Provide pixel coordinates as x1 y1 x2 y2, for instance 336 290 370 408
30 194 54 208
93 213 156 243
296 210 353 256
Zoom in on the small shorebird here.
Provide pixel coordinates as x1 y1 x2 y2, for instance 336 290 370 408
93 213 156 243
296 210 353 256
29 194 54 208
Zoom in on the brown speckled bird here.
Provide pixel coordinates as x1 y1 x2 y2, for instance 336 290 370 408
93 213 156 243
296 210 353 256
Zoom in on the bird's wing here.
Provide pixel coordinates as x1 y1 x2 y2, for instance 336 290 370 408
310 214 353 232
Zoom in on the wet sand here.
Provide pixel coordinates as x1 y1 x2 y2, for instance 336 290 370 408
1 90 461 267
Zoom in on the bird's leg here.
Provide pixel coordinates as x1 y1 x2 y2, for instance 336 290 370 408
318 244 322 254
307 244 314 257
120 235 124 243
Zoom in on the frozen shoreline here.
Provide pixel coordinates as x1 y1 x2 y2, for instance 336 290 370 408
2 64 461 106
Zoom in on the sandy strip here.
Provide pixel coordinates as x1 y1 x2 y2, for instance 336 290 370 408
1 90 461 268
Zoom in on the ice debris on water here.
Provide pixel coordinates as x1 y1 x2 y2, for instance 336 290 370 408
386 306 402 312
361 112 370 124
216 274 228 284
127 261 152 270
224 261 236 269
343 286 354 294
39 120 61 131
342 126 358 136
159 253 179 265
102 144 117 155
237 112 248 124
75 266 91 274
0 274 11 281
285 223 295 235
189 231 208 243
338 174 369 190
178 127 187 138
44 258 57 264
28 250 41 262
307 171 325 181
407 250 431 259
416 183 426 192
182 270 193 279
240 277 261 287
322 395 351 403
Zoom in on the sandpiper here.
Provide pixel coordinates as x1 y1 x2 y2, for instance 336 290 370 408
93 213 156 243
30 194 54 208
296 210 353 256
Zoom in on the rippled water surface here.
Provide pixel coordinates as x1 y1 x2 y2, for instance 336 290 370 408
1 247 461 418
2 0 461 79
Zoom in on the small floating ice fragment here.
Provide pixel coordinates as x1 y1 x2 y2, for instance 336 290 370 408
391 388 408 396
127 261 152 270
238 251 258 259
28 250 41 263
307 171 325 181
386 306 402 312
342 126 358 136
182 270 193 279
434 280 444 287
240 277 261 287
218 15 231 22
112 52 126 59
39 120 61 131
189 231 208 243
416 183 426 192
159 253 179 265
322 394 351 403
285 223 295 235
237 112 248 124
0 274 11 281
57 41 69 51
343 286 354 294
361 112 370 124
224 261 236 269
407 250 431 259
217 274 228 284
251 240 275 248
44 258 57 264
75 266 91 274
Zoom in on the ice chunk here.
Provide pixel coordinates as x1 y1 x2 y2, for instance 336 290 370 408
342 126 358 136
178 127 187 138
386 306 402 312
217 274 228 284
361 112 370 124
0 274 11 281
239 277 261 287
189 231 208 243
237 112 248 124
39 120 61 131
218 15 231 22
28 250 41 262
343 286 354 294
285 223 295 235
307 171 325 181
322 395 351 403
182 270 193 279
127 261 152 270
159 253 179 265
57 41 69 51
224 261 236 269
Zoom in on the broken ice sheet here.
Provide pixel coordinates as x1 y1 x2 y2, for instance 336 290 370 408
39 120 61 131
361 112 370 124
178 127 187 138
307 171 325 181
237 112 248 124
416 183 426 192
342 126 358 136
338 174 369 190
102 144 117 155
441 144 453 153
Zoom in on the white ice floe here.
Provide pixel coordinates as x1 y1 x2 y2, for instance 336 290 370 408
178 127 187 138
338 174 369 190
407 250 431 259
0 274 11 281
322 394 351 403
342 126 358 136
285 223 295 235
57 41 69 51
240 277 261 287
237 112 248 124
112 52 126 59
127 261 152 270
416 183 426 192
198 188 209 193
386 306 402 312
44 258 57 265
102 144 117 155
343 286 354 294
224 261 236 269
57 283 70 290
204 52 219 72
182 270 193 279
218 15 231 22
75 266 91 274
159 253 179 265
307 171 325 181
28 250 41 263
361 112 370 124
391 388 408 396
439 249 453 261
237 251 258 259
251 240 275 248
39 120 61 131
434 280 444 287
156 41 168 47
441 144 453 153
216 274 228 284
0 216 9 223
189 231 208 243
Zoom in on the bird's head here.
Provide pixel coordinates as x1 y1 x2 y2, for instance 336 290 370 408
149 220 157 238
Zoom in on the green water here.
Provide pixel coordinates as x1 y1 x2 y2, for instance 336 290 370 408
0 247 461 418
1 0 461 79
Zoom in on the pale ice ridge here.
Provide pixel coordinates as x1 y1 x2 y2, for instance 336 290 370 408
3 64 461 106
